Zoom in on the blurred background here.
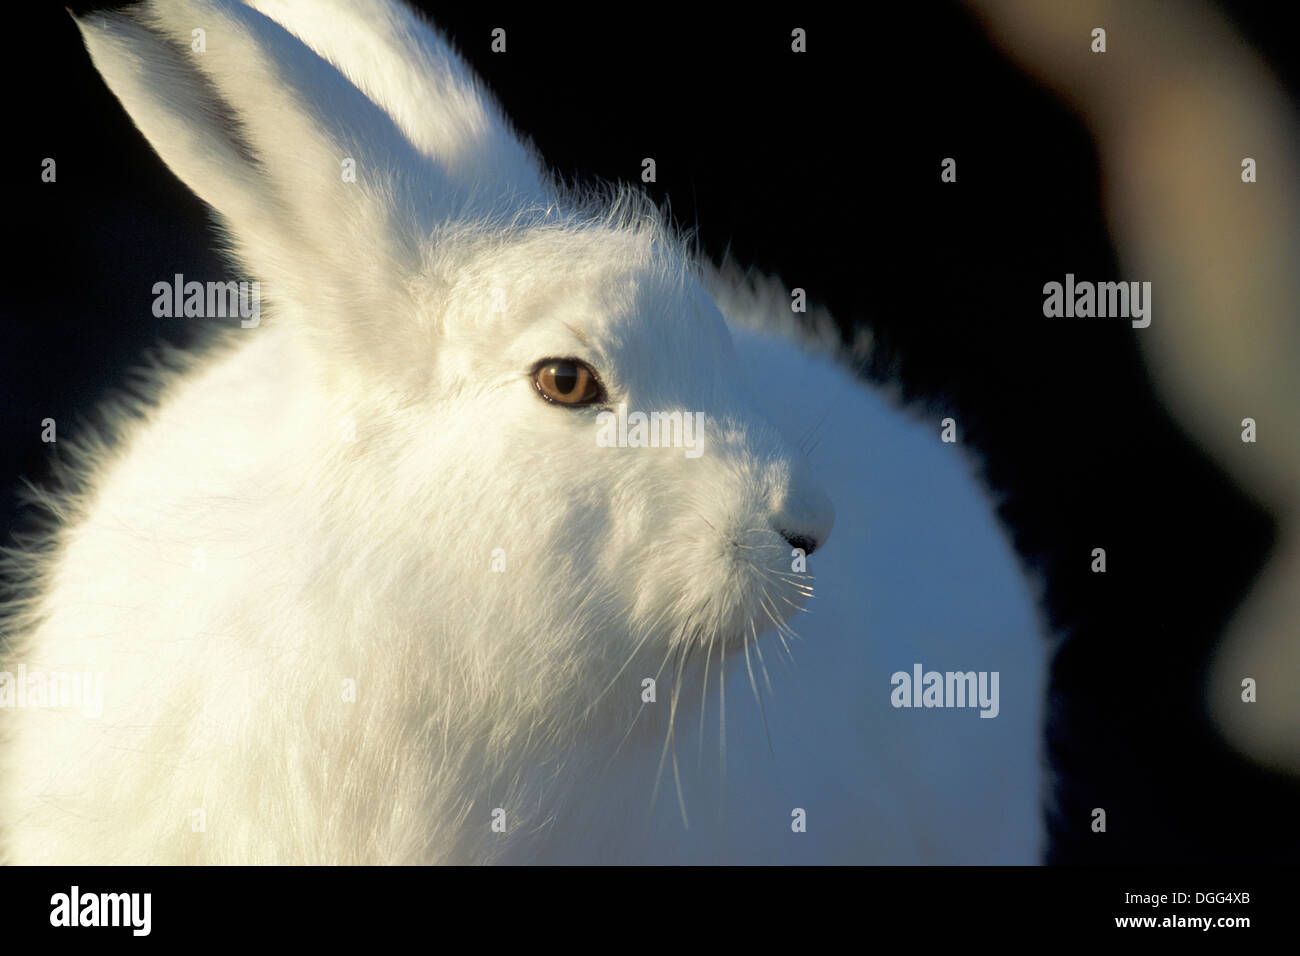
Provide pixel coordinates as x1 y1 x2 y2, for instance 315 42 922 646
3 0 1297 862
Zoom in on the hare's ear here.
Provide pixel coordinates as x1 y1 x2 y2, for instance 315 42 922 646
244 0 547 202
74 0 500 375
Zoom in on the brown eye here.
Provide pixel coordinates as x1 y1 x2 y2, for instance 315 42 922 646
532 359 605 406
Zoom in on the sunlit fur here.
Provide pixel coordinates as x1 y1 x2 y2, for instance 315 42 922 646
0 0 1046 863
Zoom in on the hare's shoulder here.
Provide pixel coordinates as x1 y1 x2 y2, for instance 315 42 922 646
13 327 316 647
80 327 306 510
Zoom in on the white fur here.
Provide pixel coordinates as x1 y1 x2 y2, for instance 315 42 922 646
0 0 1046 863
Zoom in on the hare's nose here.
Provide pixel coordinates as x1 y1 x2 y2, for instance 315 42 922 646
780 531 820 556
772 481 835 557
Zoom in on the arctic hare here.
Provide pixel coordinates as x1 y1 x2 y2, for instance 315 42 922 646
1 0 1046 864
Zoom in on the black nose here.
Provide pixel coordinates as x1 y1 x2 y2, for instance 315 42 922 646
781 531 819 556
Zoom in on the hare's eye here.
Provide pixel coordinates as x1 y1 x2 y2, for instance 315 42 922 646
532 359 605 407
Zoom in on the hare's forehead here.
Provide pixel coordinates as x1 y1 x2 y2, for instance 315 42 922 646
447 231 728 343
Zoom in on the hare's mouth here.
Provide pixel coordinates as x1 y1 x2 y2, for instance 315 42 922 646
666 594 807 664
735 566 814 648
716 587 811 659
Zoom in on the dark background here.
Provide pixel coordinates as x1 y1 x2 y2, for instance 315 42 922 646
4 0 1297 864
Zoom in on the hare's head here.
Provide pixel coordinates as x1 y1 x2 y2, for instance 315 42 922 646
417 213 834 659
77 0 833 712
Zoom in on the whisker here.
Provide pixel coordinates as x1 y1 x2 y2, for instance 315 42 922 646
698 625 714 762
745 619 774 754
718 629 728 792
751 624 774 694
608 626 681 765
